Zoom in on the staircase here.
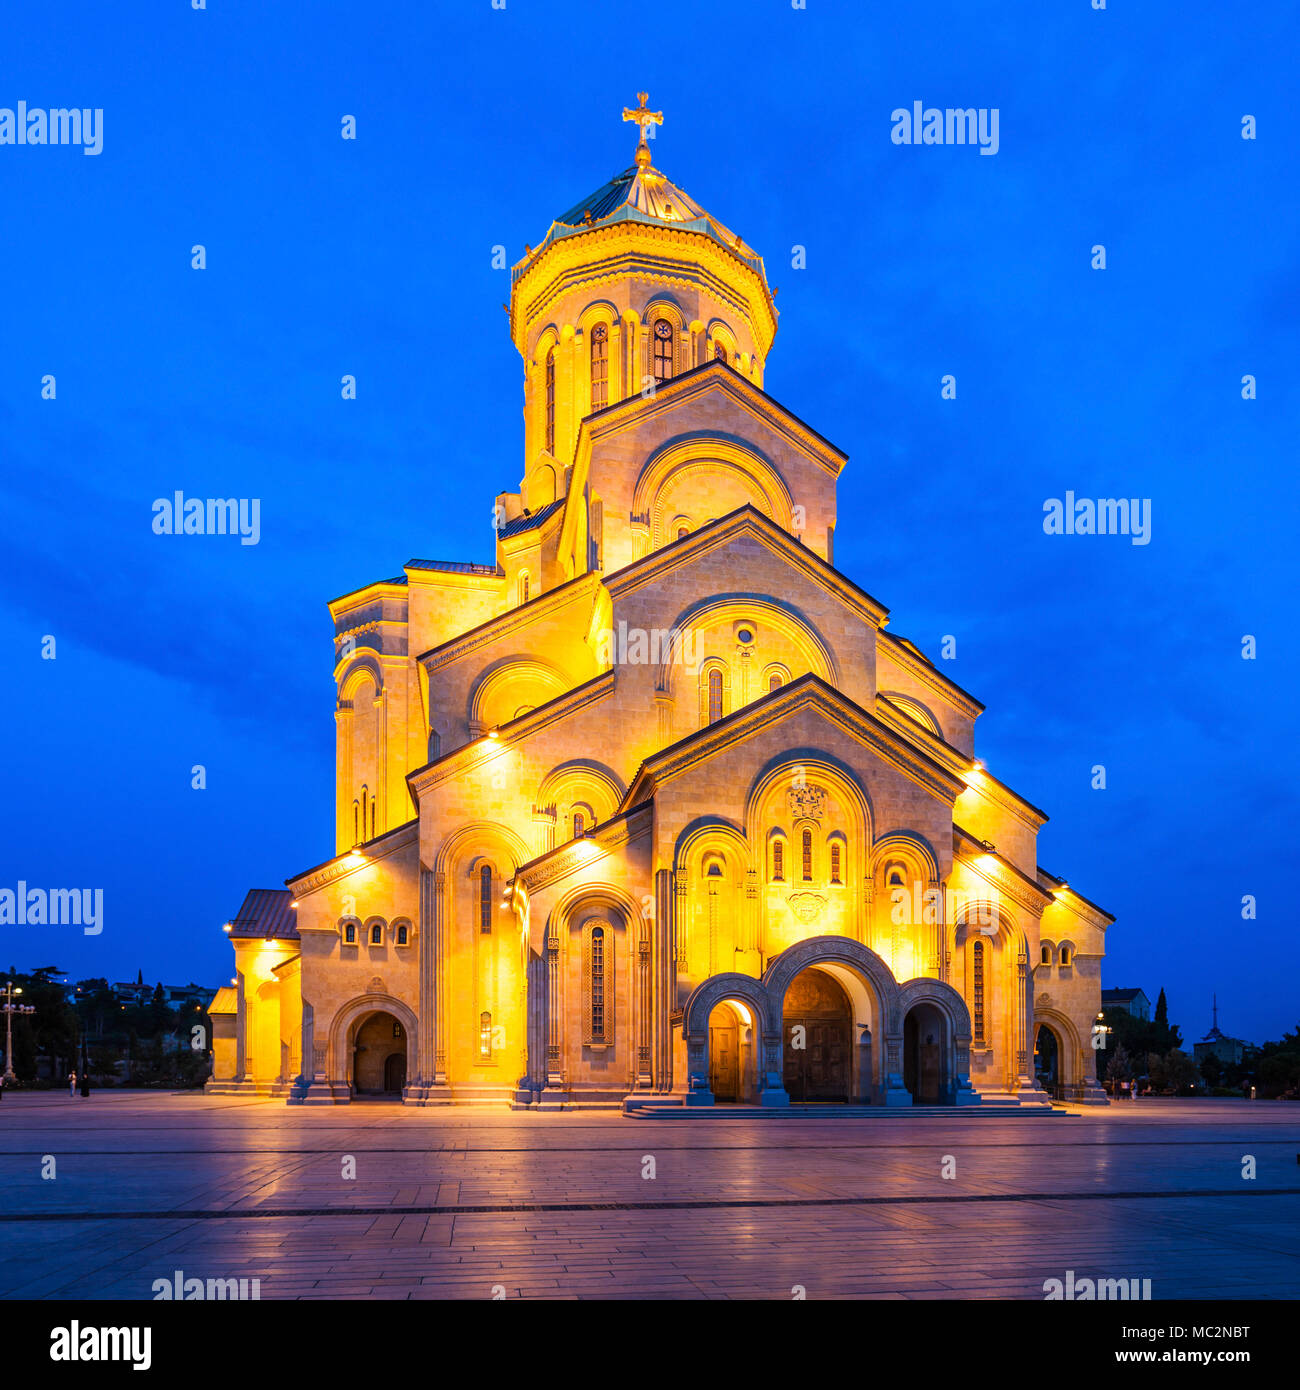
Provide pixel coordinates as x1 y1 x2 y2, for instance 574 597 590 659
623 1101 1066 1119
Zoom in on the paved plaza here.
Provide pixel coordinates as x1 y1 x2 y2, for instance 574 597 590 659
0 1094 1297 1299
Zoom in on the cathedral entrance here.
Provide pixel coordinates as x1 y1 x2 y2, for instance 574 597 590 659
1034 1024 1060 1089
352 1010 407 1099
903 1002 948 1104
781 968 852 1102
707 1000 755 1102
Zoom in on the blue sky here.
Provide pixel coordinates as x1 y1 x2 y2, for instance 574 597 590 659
1 2 1296 1042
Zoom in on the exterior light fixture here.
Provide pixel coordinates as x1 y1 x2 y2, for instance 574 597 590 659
488 727 500 741
222 923 232 933
972 759 983 771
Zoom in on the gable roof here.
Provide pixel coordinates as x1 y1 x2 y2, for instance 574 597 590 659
619 672 967 812
226 888 299 941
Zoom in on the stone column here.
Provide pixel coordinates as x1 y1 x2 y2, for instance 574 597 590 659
635 916 652 1089
927 877 943 979
234 970 247 1083
654 868 674 1093
539 920 566 1108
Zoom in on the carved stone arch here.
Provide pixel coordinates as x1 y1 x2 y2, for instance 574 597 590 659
706 317 739 363
744 754 873 852
1033 1005 1083 1085
328 992 419 1094
674 818 752 880
871 832 942 884
336 653 384 702
681 973 775 1050
1038 937 1057 965
467 656 570 735
531 322 562 366
536 759 626 824
898 976 973 1040
656 595 839 695
390 915 414 945
1055 938 1077 966
763 935 901 1033
362 915 388 944
433 821 532 881
632 435 795 550
880 691 942 737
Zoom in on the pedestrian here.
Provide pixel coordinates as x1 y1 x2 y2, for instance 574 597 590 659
68 1069 77 1098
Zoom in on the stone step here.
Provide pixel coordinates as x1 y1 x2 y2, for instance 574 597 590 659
623 1102 1067 1119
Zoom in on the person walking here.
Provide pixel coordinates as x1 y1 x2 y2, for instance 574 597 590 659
68 1069 77 1098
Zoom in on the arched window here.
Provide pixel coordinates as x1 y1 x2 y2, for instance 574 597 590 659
886 864 906 889
479 1011 492 1060
708 669 723 723
427 730 441 762
479 864 493 934
396 922 408 946
590 926 606 1038
519 572 530 605
771 838 785 881
652 319 673 381
590 322 608 410
713 340 728 364
769 673 783 692
830 843 842 884
343 922 357 945
1059 946 1072 966
352 799 359 845
801 829 813 881
972 940 985 1042
1041 944 1051 965
370 922 383 945
677 525 689 540
544 346 555 453
572 811 585 838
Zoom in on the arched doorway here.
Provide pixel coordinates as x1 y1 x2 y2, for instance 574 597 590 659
352 1011 407 1098
782 968 852 1102
707 1000 757 1102
904 1002 948 1104
1035 1024 1060 1091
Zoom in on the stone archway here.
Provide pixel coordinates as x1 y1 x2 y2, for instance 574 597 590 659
327 993 420 1103
764 935 907 1106
680 973 779 1107
781 967 853 1102
897 977 980 1106
353 1010 408 1098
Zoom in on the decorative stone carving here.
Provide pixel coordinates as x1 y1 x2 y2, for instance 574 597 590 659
786 783 826 822
786 891 827 924
367 976 386 994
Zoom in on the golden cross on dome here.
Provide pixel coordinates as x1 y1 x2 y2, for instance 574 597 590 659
622 91 663 167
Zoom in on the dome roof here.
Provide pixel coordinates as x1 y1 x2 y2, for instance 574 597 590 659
514 159 769 285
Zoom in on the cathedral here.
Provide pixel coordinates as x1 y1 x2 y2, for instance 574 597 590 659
207 97 1111 1111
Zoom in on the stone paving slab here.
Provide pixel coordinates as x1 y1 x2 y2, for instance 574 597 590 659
0 1093 1297 1299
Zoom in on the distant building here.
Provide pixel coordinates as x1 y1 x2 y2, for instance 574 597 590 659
1194 997 1251 1066
1101 988 1150 1022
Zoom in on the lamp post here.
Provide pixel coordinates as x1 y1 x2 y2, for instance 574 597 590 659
3 981 37 1082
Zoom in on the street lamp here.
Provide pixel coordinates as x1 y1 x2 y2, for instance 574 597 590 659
2 981 37 1083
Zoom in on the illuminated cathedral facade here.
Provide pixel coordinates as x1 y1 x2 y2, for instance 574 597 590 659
208 97 1111 1110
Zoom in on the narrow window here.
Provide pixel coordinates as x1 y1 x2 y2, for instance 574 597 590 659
573 811 585 838
590 926 605 1040
801 829 813 881
370 923 382 945
652 319 673 381
677 525 689 540
590 322 608 410
427 730 441 762
352 800 359 844
1041 944 1051 965
708 669 723 723
830 843 842 884
371 799 376 839
972 940 985 1042
479 1011 492 1059
397 923 408 946
769 673 783 692
479 864 492 934
393 1020 403 1039
772 839 784 882
713 340 728 364
1060 946 1071 966
544 346 555 453
343 922 356 945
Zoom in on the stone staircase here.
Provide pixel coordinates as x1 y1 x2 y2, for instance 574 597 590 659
623 1100 1067 1119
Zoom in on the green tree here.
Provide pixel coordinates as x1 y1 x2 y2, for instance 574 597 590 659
1199 1051 1223 1088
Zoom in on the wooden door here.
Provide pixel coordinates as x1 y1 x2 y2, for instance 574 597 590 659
710 1021 740 1101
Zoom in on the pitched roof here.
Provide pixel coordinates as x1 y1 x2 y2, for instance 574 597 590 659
227 888 299 941
495 497 566 540
405 558 500 576
1101 988 1148 1002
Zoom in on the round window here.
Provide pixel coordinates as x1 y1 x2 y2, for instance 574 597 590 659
737 627 754 644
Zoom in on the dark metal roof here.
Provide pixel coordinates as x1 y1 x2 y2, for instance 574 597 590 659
405 558 501 576
227 888 299 941
496 497 566 540
556 167 638 225
1101 988 1148 1001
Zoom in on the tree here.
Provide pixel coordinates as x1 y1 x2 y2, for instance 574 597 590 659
1199 1052 1223 1088
1105 1042 1131 1087
1164 1050 1199 1094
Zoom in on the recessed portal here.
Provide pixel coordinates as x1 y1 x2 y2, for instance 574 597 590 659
903 1002 948 1104
782 967 852 1102
352 1010 407 1098
707 1000 754 1102
1034 1023 1059 1089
